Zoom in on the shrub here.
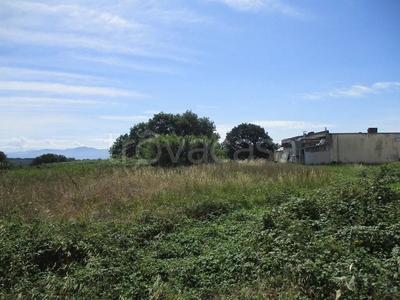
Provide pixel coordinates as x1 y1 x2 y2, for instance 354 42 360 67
30 154 72 166
137 134 221 167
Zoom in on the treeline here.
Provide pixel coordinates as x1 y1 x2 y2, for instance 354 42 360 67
1 110 279 169
109 110 278 167
0 151 75 169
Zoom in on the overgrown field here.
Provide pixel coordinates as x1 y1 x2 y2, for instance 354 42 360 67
0 161 399 299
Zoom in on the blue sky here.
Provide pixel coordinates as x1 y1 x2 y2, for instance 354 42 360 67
1 0 399 152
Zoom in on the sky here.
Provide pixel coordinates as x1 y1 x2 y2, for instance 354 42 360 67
1 0 400 153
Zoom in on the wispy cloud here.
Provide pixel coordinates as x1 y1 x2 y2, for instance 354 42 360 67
0 97 111 109
0 28 154 58
4 136 62 150
196 105 223 109
214 0 304 17
0 67 104 82
2 136 103 152
0 81 144 97
252 120 331 130
142 110 161 115
300 82 400 100
0 113 83 133
100 115 150 122
2 1 144 32
0 1 203 63
141 3 212 25
74 55 180 74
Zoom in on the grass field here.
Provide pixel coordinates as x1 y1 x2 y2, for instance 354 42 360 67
1 161 399 299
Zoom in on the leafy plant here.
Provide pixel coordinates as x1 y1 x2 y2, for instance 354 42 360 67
1 162 399 299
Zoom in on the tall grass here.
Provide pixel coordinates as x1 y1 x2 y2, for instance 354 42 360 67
1 161 337 222
1 162 398 299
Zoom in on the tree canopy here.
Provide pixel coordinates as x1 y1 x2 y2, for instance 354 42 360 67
0 151 7 163
30 154 70 166
0 151 15 170
223 123 277 160
110 111 219 158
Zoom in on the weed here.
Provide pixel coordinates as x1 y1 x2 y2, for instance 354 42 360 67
0 161 399 298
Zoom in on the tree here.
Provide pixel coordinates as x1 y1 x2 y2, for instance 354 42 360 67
0 151 15 170
148 112 177 135
137 134 220 167
110 110 219 158
223 123 277 160
175 110 217 138
30 153 69 166
0 151 7 163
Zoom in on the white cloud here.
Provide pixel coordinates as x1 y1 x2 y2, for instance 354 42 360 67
2 136 104 152
0 67 104 83
252 120 331 130
215 0 303 17
0 1 203 63
0 81 143 97
0 28 154 58
6 136 30 149
0 112 129 151
328 85 374 97
143 110 161 115
2 1 143 32
196 105 223 109
140 4 212 25
100 115 150 122
300 81 400 100
372 82 400 90
74 55 180 74
215 124 234 140
0 97 106 107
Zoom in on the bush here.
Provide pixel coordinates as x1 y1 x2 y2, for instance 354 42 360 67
30 154 72 166
0 151 16 170
137 134 221 167
0 151 7 163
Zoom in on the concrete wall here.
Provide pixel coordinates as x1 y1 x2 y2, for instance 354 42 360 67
329 133 400 164
304 147 330 164
274 149 290 163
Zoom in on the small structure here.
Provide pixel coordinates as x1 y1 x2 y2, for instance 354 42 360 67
275 128 400 164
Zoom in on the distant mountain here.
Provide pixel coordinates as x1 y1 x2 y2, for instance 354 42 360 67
6 147 110 160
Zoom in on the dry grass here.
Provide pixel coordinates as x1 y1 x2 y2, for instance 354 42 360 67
0 161 334 221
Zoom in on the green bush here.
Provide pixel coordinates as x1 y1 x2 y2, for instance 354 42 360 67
30 153 73 166
137 134 221 167
0 151 16 170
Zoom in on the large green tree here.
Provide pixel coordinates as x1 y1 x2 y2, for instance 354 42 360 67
223 123 277 160
110 111 219 158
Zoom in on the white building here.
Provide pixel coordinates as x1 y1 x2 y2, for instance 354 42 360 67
274 128 400 165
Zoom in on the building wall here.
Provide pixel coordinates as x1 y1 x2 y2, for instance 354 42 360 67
304 145 330 164
274 149 290 163
329 133 400 164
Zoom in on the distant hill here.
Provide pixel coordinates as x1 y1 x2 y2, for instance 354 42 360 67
6 147 110 160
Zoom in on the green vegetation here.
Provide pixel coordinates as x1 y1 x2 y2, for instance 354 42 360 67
0 151 7 163
0 151 16 171
109 111 219 161
109 112 281 166
7 158 33 168
1 161 399 299
223 123 278 160
137 134 222 167
30 153 74 166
